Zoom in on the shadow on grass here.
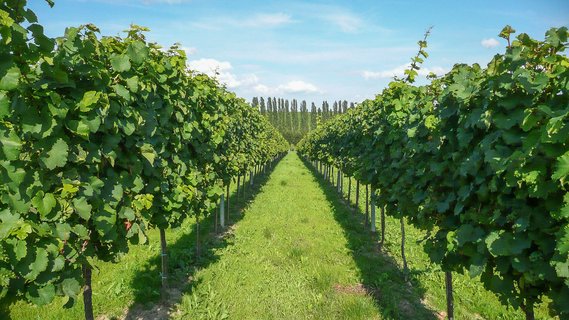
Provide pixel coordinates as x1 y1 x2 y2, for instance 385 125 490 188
124 157 284 320
300 157 440 320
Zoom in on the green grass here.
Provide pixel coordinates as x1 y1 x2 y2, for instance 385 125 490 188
2 152 556 319
173 152 436 319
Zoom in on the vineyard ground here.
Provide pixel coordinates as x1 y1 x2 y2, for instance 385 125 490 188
3 152 553 319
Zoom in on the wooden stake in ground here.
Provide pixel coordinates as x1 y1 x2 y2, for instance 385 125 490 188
370 186 376 233
220 193 225 228
160 228 168 292
379 205 386 249
196 214 201 257
347 176 351 203
445 271 454 320
337 169 341 193
355 180 360 212
365 184 369 228
226 183 230 224
215 199 219 233
400 218 408 276
82 264 94 320
237 175 241 201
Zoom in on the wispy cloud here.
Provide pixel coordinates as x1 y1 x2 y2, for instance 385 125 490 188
188 58 262 90
481 38 500 48
362 64 447 79
253 80 321 95
323 13 363 33
278 80 321 94
191 12 293 30
244 13 293 27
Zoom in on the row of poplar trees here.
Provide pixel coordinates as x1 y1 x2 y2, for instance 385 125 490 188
251 97 355 145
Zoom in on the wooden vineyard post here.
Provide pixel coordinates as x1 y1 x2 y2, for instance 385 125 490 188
355 180 360 212
220 194 225 228
348 176 351 203
400 218 408 276
226 183 230 224
83 264 94 320
445 271 454 320
370 186 376 233
159 228 168 298
380 205 386 249
365 184 369 227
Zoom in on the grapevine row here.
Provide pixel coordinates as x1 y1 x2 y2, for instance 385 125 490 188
0 1 288 318
298 27 569 319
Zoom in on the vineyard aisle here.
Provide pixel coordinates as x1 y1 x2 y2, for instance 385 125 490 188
172 152 437 319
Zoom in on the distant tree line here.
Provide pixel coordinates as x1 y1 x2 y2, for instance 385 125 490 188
252 97 355 145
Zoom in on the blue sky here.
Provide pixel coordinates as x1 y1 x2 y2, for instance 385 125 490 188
30 0 569 104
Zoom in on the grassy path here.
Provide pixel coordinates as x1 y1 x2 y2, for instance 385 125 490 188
172 152 435 319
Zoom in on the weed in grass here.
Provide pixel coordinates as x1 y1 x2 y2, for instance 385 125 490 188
263 227 273 239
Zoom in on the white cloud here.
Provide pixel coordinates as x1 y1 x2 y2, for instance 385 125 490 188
191 12 293 30
251 80 321 95
189 58 232 76
189 58 238 87
325 13 363 33
188 58 263 89
277 80 321 94
253 84 271 95
481 38 500 48
362 64 447 79
244 13 292 27
188 58 320 95
181 46 197 56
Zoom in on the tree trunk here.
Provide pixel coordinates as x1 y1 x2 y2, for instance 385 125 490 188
365 184 369 227
220 193 225 228
445 271 454 320
348 177 351 203
159 228 168 290
242 172 246 194
236 175 241 201
226 183 230 224
215 199 219 233
340 172 343 195
400 218 408 274
355 180 360 212
370 187 376 233
196 215 200 257
380 205 386 249
82 264 94 320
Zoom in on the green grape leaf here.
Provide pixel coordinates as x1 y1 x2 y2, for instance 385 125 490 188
486 231 531 257
0 129 22 161
55 223 71 240
77 91 101 113
0 91 9 119
72 197 92 220
41 138 68 170
0 66 21 91
26 283 55 306
14 240 27 261
127 41 149 64
32 192 57 217
552 151 569 181
140 143 156 165
61 278 81 299
25 248 49 280
110 54 131 72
